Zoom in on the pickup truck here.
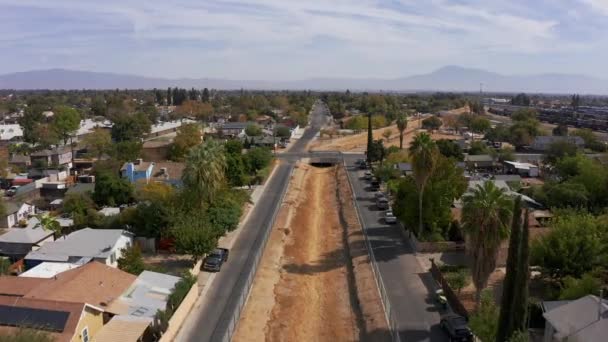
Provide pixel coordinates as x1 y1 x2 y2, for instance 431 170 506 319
202 248 230 272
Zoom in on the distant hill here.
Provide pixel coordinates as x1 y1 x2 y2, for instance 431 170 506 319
1 66 607 94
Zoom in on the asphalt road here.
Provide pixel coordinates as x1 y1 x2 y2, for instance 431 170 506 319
343 154 449 342
179 101 328 342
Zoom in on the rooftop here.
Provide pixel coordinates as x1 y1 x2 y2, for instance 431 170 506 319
92 315 151 342
25 228 132 262
0 226 53 244
151 161 185 182
0 296 87 342
19 262 81 279
464 154 494 163
30 147 72 157
107 270 180 318
24 261 136 308
543 295 608 340
120 160 154 172
65 183 95 196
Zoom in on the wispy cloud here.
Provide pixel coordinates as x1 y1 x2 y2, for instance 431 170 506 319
0 0 606 79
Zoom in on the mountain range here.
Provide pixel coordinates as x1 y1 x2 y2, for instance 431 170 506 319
1 66 607 94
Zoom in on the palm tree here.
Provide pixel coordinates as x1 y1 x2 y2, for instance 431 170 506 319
462 181 513 307
396 113 408 149
182 139 226 207
36 214 62 236
409 133 438 236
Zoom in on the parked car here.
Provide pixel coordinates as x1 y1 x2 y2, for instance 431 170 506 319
376 197 389 210
6 186 20 197
384 211 397 224
356 159 367 169
370 178 380 191
440 314 473 342
374 192 386 200
364 171 373 180
202 248 230 272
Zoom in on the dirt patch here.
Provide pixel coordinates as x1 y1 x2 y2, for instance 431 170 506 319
311 116 461 152
233 163 388 342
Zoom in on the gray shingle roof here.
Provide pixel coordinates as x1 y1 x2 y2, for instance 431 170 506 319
25 228 132 262
0 226 53 244
543 295 608 340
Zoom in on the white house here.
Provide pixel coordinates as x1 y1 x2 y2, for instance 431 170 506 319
0 201 35 228
0 124 23 141
24 228 133 269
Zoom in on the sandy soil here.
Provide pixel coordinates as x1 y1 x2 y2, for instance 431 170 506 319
310 117 461 152
233 163 388 342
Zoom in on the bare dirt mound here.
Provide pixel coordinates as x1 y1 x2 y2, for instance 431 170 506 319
233 163 388 342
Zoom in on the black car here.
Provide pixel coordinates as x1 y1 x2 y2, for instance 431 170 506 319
440 314 473 342
202 248 230 272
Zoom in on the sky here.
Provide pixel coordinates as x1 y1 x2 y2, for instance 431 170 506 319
1 0 608 80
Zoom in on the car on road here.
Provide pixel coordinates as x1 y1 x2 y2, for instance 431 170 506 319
356 159 367 169
364 171 373 180
384 211 397 224
440 313 473 342
376 197 389 210
202 248 230 272
6 186 19 197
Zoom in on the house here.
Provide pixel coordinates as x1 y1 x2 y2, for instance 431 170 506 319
150 161 185 186
107 270 181 319
531 136 584 151
65 183 95 196
0 296 104 342
219 122 250 137
0 225 54 262
542 295 608 342
121 159 154 183
0 200 35 228
503 161 539 177
395 163 413 176
0 124 23 141
8 154 30 168
24 228 133 269
30 147 73 168
464 154 495 169
147 119 196 139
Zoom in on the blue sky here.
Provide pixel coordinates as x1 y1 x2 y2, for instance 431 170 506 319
2 0 608 80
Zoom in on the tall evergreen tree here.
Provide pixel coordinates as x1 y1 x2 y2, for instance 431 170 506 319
496 197 523 342
511 209 530 334
202 88 210 103
366 112 373 163
167 87 172 105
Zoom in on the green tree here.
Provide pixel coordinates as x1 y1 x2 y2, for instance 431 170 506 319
112 141 143 162
131 201 171 239
207 190 246 233
511 93 530 106
225 154 247 187
224 140 244 155
35 214 62 236
396 113 408 149
202 88 210 102
274 126 291 138
469 141 490 155
111 112 152 142
82 128 112 159
471 116 491 136
462 181 513 306
436 139 464 161
245 124 262 137
409 133 438 236
469 290 500 342
182 140 226 207
170 123 202 161
51 105 81 145
497 198 523 342
245 147 273 174
18 103 45 144
531 212 607 279
543 182 589 209
117 245 146 275
559 273 602 300
63 193 95 216
544 140 578 164
172 212 219 260
93 170 134 206
573 128 607 152
511 209 530 337
367 139 386 164
422 115 442 131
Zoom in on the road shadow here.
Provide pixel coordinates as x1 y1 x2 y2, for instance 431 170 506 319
365 327 448 342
